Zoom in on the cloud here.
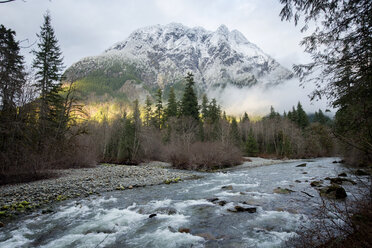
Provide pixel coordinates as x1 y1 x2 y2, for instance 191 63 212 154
208 78 334 116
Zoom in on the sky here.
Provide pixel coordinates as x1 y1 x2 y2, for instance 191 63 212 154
0 0 333 115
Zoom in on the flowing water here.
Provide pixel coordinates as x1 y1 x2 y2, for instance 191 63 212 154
0 158 368 248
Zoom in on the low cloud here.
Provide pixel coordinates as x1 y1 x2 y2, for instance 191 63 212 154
208 78 334 117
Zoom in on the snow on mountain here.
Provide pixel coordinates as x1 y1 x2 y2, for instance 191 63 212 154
65 23 293 96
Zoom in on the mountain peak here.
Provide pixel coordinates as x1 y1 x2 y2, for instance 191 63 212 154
66 23 293 99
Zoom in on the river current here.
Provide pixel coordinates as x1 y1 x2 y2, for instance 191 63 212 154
0 157 368 248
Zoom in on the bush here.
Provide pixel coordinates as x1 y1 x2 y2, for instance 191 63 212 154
166 141 242 171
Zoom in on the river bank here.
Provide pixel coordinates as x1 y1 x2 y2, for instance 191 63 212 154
0 158 297 224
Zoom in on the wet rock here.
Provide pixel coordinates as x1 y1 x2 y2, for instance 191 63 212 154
296 163 307 167
207 198 219 203
195 232 216 240
41 208 53 214
228 206 256 213
149 214 157 218
273 187 295 194
0 221 4 228
355 169 369 176
338 172 347 177
221 185 233 190
218 200 227 206
319 185 347 199
239 192 246 195
295 180 301 183
310 180 323 187
178 228 190 233
168 226 177 233
302 172 308 174
327 177 356 185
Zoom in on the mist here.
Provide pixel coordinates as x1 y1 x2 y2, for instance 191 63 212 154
208 78 334 117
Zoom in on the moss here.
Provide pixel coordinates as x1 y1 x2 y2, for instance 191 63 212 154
116 185 125 190
20 201 30 206
56 195 67 201
164 177 182 184
1 205 10 210
0 211 6 216
17 204 24 209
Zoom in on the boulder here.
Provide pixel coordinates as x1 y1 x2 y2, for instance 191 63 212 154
296 163 307 167
273 187 295 194
338 172 347 177
310 180 323 187
221 185 233 190
207 198 219 203
319 185 347 199
355 169 369 176
295 180 301 183
218 201 227 206
228 206 256 213
149 214 157 218
178 228 190 233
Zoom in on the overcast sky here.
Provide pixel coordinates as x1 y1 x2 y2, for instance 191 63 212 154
0 0 332 114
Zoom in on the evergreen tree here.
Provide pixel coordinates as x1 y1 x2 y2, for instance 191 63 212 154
144 95 152 126
0 25 25 114
180 73 199 120
296 102 309 129
242 112 250 123
154 88 163 129
201 94 209 121
245 129 258 156
229 117 241 147
165 86 177 119
32 12 64 135
208 98 220 124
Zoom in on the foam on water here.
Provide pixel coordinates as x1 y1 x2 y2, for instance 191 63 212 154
128 228 205 248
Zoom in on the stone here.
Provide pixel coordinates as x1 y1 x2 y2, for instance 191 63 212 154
310 181 323 187
207 198 219 203
218 201 227 206
273 187 295 194
296 163 307 167
178 228 190 233
221 185 233 190
319 185 347 199
295 180 301 183
0 222 4 228
338 172 347 177
228 206 256 213
149 214 157 218
355 169 369 176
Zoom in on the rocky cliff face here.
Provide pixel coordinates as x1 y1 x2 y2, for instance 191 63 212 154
65 23 293 100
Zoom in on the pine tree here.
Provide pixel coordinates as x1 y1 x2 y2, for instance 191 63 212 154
242 112 250 123
32 12 64 135
208 98 220 124
296 102 309 129
0 25 25 114
165 86 177 119
144 95 152 126
245 129 258 156
180 73 199 120
229 117 241 147
154 88 163 129
201 94 209 121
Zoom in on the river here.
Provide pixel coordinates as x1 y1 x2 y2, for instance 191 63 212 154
0 157 368 248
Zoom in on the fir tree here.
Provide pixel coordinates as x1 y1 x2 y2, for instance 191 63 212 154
32 12 64 135
229 117 241 147
154 88 163 129
296 102 309 129
0 25 25 114
144 95 152 126
165 86 177 119
180 73 199 120
245 129 258 156
242 112 250 123
208 98 220 124
201 94 209 121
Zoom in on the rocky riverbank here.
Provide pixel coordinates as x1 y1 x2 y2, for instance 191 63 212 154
0 162 199 222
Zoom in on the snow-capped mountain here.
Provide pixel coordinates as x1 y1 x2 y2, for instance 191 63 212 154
65 23 293 100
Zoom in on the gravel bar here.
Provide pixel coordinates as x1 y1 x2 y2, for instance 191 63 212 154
0 162 199 220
